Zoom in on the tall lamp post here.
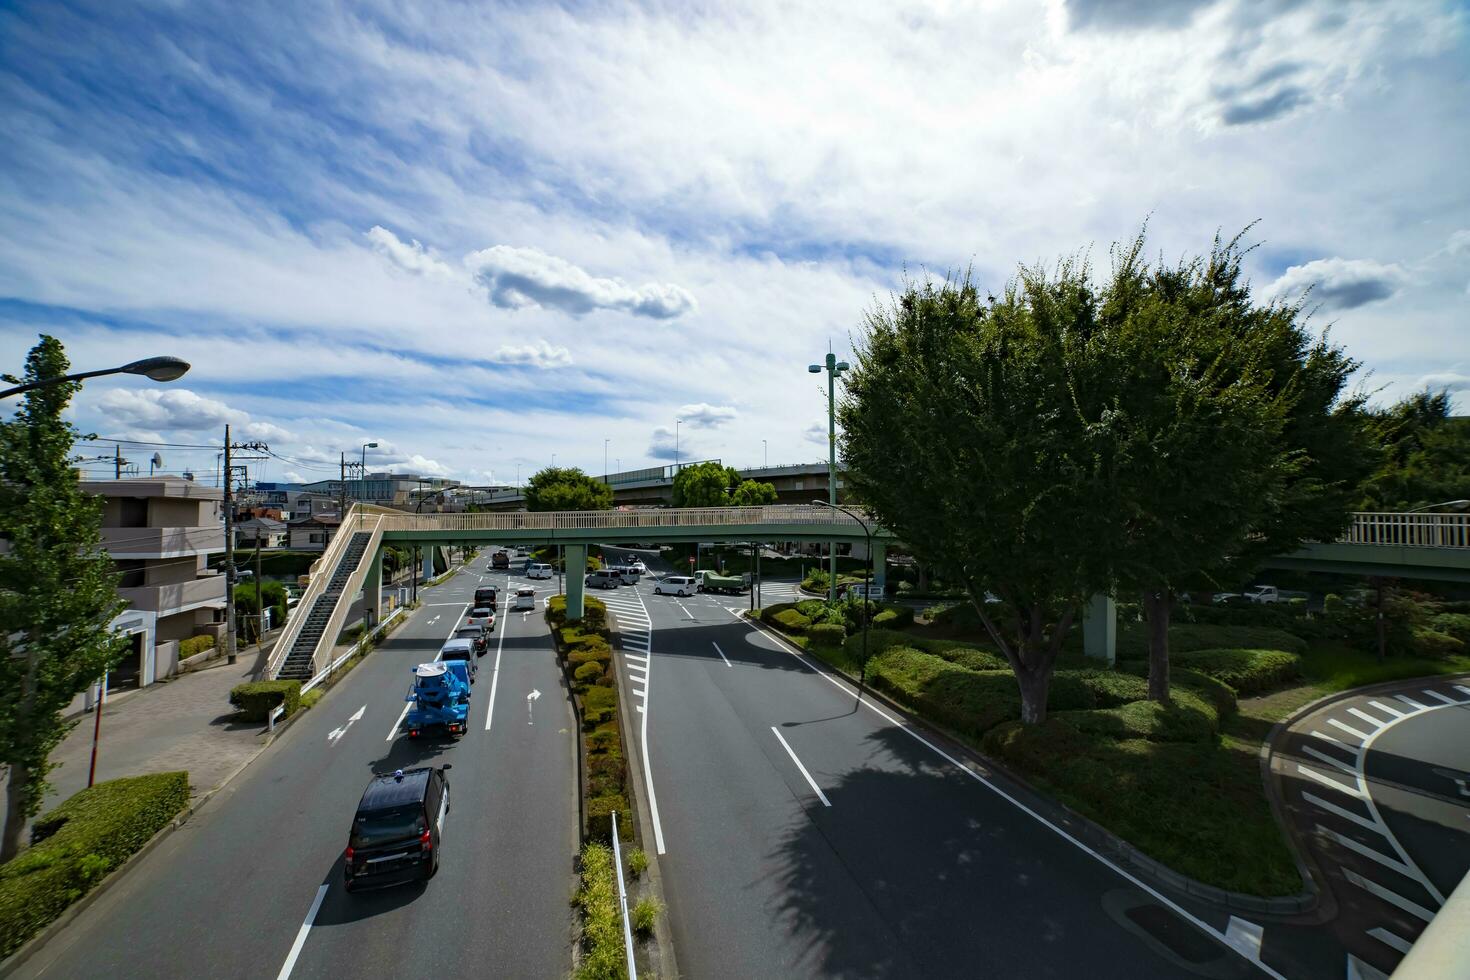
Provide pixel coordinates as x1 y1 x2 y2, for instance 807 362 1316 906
1 355 190 399
814 499 872 701
808 353 849 603
762 439 768 469
674 419 682 473
604 439 610 484
1408 499 1470 513
359 442 378 501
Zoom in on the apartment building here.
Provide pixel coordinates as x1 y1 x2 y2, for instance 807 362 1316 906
84 476 227 688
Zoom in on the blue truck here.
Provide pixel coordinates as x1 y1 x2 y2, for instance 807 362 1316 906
401 661 471 739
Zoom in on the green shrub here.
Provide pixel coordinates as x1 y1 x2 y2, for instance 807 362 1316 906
760 602 798 624
587 726 620 752
178 634 216 658
872 605 915 629
1173 668 1238 719
1069 669 1150 707
568 640 613 668
574 662 604 684
626 848 648 878
1431 612 1470 643
228 680 301 722
771 609 812 636
808 623 846 646
0 773 189 957
586 794 632 842
632 896 662 936
574 843 624 979
582 685 618 728
1054 686 1220 743
300 689 324 711
1411 627 1465 659
1158 648 1301 695
1323 593 1346 616
1117 623 1306 659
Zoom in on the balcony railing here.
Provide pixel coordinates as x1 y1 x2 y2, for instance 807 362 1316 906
119 575 227 615
101 525 225 557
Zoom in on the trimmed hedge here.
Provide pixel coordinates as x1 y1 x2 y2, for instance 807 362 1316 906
574 662 604 683
808 623 846 646
1117 623 1307 659
586 794 633 843
1121 648 1301 696
179 634 216 658
1053 686 1220 743
1 772 189 957
1431 613 1470 643
1411 627 1465 659
771 609 812 636
581 685 617 729
228 680 301 722
872 605 915 629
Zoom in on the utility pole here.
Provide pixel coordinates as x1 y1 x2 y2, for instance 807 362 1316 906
339 451 346 516
255 526 264 651
114 443 124 479
222 426 269 666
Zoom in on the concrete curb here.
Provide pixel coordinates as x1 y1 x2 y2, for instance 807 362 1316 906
743 614 1320 918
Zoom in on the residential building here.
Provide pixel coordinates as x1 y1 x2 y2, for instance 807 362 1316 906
84 476 228 689
287 512 342 551
234 516 288 549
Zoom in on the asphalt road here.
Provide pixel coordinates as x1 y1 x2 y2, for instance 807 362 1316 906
12 552 576 980
607 549 1274 980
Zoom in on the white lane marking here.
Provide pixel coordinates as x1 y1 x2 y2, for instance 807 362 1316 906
275 883 329 980
1367 927 1412 955
1455 684 1470 698
633 686 647 697
1424 689 1458 705
1298 764 1361 797
1310 730 1357 754
1302 792 1382 834
1317 826 1416 879
428 615 440 626
1348 707 1387 728
624 653 649 663
712 641 732 668
1302 745 1358 776
1328 717 1371 741
743 618 1287 980
1394 695 1426 711
1344 869 1435 922
1224 917 1264 959
386 603 468 741
675 600 695 620
1346 953 1391 980
636 704 645 713
771 727 831 807
1368 700 1405 719
526 688 540 725
485 596 510 731
328 705 367 745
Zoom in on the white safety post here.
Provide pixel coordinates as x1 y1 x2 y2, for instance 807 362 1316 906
267 703 285 733
611 811 637 980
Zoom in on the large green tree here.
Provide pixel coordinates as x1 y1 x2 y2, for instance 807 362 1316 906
0 337 128 861
841 263 1118 723
523 466 613 511
1360 390 1469 510
671 462 778 507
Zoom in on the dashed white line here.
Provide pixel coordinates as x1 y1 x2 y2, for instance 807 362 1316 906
1344 869 1435 922
1394 694 1427 711
1310 730 1357 754
1317 826 1416 879
712 641 732 667
771 727 831 807
1348 707 1387 729
1424 689 1458 705
1328 718 1372 741
1367 927 1413 955
1453 684 1470 698
1298 764 1362 797
1302 745 1358 776
1224 917 1264 960
275 883 329 980
1302 792 1381 833
1368 700 1405 719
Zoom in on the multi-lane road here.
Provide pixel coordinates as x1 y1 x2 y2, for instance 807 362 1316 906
13 553 575 980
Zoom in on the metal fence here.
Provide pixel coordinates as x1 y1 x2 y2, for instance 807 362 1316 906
1345 513 1470 548
376 503 866 534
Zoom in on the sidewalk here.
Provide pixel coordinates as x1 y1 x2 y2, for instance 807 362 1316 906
1 654 269 830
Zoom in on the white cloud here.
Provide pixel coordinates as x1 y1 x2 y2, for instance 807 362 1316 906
803 422 829 446
1266 258 1410 311
366 225 455 279
1448 230 1470 257
489 340 573 369
281 470 305 483
676 403 738 428
1415 372 1470 393
95 388 296 440
465 245 696 319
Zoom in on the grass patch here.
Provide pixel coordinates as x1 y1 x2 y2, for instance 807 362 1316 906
632 896 661 937
574 842 625 980
300 688 325 711
626 847 648 878
1299 640 1470 692
0 773 190 957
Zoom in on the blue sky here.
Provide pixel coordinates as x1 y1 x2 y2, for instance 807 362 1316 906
2 0 1468 486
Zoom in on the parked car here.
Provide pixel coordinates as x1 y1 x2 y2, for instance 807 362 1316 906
511 587 537 611
439 638 478 682
655 575 697 597
452 625 488 656
1243 585 1309 604
527 563 553 580
344 765 451 892
466 607 495 631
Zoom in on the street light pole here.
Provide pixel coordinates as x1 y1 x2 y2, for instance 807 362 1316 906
763 439 768 469
359 442 378 503
1408 499 1470 513
808 353 849 603
674 420 681 473
604 439 610 485
814 499 871 702
0 355 190 399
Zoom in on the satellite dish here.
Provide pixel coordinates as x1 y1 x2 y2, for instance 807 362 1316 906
150 452 164 475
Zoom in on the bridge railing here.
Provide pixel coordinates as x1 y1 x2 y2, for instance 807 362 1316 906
377 503 868 533
1345 512 1469 549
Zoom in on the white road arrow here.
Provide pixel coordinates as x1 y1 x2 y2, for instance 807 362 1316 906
527 688 541 725
328 705 367 745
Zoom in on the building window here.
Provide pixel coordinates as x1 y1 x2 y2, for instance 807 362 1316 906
118 497 148 528
115 559 146 589
309 532 325 544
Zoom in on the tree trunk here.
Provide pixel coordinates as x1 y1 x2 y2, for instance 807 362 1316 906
1143 587 1171 704
917 563 930 593
1016 666 1051 724
2 762 30 863
1374 579 1387 663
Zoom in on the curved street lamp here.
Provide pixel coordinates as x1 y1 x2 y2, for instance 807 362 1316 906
1 355 191 399
1408 499 1470 513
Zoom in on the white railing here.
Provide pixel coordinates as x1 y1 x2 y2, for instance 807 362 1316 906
1345 513 1470 549
377 504 869 533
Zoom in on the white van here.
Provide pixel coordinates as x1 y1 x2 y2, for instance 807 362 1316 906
585 570 619 589
654 575 696 597
526 563 553 580
844 583 885 601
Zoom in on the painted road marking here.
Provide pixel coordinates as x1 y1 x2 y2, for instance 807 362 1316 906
1367 927 1412 955
1348 707 1387 728
1310 730 1357 754
1302 792 1381 833
1224 917 1264 959
1317 826 1415 879
1424 689 1459 705
1454 684 1470 698
712 641 732 667
1298 764 1361 797
1368 700 1405 719
327 705 366 745
1394 694 1426 711
1344 869 1435 922
771 727 831 807
1302 745 1358 776
526 688 540 725
275 883 328 980
743 618 1288 979
484 603 510 731
1328 718 1372 741
624 653 648 663
675 600 695 620
1347 953 1391 980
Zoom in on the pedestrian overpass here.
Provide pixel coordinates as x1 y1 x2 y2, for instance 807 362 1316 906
265 506 1469 683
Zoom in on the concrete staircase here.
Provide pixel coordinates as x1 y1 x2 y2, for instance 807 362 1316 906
276 531 372 680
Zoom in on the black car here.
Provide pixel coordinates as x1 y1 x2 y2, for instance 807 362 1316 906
474 585 499 611
344 765 451 892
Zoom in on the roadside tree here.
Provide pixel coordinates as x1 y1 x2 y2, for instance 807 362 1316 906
524 466 612 511
671 462 778 507
0 337 128 862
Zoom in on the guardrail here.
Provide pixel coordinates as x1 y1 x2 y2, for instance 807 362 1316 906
377 504 869 533
1345 513 1469 548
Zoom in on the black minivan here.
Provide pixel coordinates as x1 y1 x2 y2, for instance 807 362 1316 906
474 585 498 611
344 765 451 892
